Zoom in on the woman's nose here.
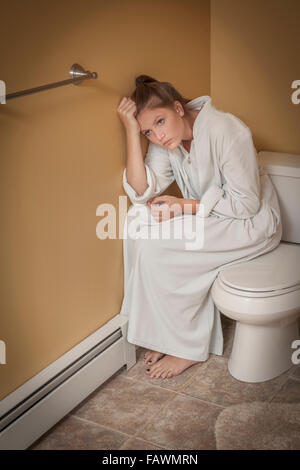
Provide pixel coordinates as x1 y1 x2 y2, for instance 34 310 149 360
155 131 165 142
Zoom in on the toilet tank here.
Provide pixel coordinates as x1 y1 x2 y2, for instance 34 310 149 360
258 151 300 244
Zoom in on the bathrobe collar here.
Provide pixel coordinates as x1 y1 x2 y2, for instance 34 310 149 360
186 96 212 136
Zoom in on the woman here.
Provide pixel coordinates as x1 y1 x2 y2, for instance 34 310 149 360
117 75 282 380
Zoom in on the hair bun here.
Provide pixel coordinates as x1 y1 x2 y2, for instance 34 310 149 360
135 75 157 87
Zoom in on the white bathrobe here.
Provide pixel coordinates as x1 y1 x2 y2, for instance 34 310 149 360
119 96 282 361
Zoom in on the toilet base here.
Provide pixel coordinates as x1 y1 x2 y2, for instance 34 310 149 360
228 317 299 383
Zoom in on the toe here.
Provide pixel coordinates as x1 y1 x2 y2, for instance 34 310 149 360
143 353 152 364
146 363 157 375
151 367 162 379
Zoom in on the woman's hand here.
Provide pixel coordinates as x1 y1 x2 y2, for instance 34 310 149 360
117 97 140 135
147 196 184 222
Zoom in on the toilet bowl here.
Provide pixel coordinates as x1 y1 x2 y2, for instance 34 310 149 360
211 151 300 383
212 242 300 383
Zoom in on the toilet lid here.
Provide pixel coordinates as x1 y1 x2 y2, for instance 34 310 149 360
219 243 300 292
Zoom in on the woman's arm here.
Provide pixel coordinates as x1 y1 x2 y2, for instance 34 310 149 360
148 196 201 221
118 97 175 205
117 97 148 195
123 142 175 205
125 128 149 196
180 199 201 215
198 129 261 219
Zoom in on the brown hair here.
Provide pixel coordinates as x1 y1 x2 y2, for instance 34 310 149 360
130 74 192 117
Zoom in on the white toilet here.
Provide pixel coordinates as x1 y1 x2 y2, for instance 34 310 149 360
212 151 300 383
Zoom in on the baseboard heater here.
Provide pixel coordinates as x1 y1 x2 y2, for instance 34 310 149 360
0 314 136 450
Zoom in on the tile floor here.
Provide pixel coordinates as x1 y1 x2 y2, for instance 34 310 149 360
29 315 300 450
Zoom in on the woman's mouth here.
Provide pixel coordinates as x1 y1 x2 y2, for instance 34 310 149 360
164 139 172 146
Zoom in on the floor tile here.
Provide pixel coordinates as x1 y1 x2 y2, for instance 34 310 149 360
181 356 291 407
120 437 165 450
215 401 300 450
27 319 298 451
289 365 300 379
270 377 300 403
29 415 127 450
137 393 222 450
71 374 175 435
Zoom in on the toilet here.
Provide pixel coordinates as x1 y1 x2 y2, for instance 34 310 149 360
212 151 300 383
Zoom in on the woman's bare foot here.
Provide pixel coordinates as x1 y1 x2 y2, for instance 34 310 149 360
145 354 200 379
143 350 165 366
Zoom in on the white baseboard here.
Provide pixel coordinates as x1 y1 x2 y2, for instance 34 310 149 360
0 314 136 450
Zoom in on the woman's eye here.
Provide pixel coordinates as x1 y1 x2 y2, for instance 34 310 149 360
144 119 164 137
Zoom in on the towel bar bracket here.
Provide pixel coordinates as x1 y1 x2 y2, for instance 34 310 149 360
69 63 98 84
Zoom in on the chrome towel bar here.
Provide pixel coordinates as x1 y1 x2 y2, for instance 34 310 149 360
4 63 98 101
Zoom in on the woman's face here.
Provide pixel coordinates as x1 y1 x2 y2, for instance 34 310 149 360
136 101 185 149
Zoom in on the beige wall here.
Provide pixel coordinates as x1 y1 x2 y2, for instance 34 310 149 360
211 0 300 153
0 0 210 400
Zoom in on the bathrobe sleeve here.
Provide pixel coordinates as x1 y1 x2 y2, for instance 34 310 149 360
198 129 261 219
123 142 175 205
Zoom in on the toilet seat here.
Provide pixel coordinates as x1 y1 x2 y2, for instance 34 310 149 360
218 242 300 298
217 276 300 298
